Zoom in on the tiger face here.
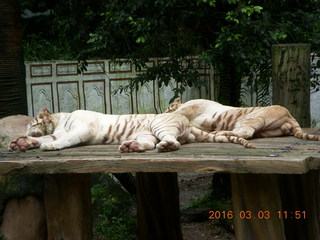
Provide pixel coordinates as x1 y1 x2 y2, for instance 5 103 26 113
25 107 55 137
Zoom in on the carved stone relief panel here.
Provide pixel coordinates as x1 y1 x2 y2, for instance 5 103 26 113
135 81 157 114
30 64 52 78
83 62 105 75
83 80 106 113
57 82 80 112
56 63 78 76
109 61 132 74
156 80 176 113
31 83 54 116
109 79 133 114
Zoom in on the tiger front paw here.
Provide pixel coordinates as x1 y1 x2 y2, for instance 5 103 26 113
119 141 145 153
8 137 39 152
156 140 180 152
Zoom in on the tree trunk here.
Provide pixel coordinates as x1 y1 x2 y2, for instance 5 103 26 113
0 0 28 118
272 44 311 127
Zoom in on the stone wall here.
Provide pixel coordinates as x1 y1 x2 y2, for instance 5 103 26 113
25 58 216 116
25 57 320 126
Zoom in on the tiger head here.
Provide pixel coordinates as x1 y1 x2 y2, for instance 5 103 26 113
165 97 182 113
25 107 55 137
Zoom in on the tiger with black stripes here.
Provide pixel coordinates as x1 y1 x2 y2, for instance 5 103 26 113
166 98 320 143
8 107 253 152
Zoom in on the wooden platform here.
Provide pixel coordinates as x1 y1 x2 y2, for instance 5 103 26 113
0 134 319 175
0 132 320 240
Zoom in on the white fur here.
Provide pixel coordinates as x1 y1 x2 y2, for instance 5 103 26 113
10 109 194 152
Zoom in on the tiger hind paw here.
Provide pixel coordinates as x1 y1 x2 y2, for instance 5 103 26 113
156 140 180 152
119 141 145 153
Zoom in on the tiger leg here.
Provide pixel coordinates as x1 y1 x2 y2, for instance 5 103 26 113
150 114 192 152
9 136 41 151
40 126 91 150
8 134 61 151
231 106 291 139
156 137 181 152
119 133 158 152
233 117 267 139
213 117 266 139
254 126 290 138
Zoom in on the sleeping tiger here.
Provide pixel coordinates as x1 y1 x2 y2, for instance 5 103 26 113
8 107 253 152
166 98 320 142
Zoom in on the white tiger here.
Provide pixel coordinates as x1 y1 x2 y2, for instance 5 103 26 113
8 107 253 152
166 98 320 142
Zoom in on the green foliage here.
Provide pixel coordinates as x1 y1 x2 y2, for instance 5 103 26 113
190 191 230 210
22 0 105 60
91 174 136 240
24 34 76 61
190 191 233 230
311 119 318 128
116 58 206 103
21 0 320 103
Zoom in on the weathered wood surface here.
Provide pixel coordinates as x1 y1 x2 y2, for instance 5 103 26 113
0 131 319 175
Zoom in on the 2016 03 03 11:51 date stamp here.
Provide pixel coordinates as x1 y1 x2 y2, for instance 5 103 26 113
208 210 306 220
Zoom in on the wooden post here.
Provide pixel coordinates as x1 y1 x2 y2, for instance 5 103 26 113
44 174 92 240
231 174 286 240
231 172 320 240
280 171 320 239
136 173 183 240
272 44 311 127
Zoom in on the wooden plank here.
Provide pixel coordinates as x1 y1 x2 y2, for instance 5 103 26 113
0 136 319 175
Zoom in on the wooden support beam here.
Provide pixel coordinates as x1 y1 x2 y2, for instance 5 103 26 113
231 172 320 240
44 174 93 240
136 172 183 240
231 174 286 240
280 171 320 240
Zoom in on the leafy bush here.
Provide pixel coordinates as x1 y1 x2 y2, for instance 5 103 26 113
190 191 233 231
91 174 136 240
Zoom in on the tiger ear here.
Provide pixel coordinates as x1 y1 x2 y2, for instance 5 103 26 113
173 97 182 104
165 97 182 113
37 107 51 118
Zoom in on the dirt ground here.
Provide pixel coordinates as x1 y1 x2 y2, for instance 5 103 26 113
178 173 235 240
